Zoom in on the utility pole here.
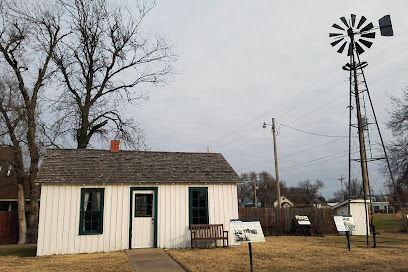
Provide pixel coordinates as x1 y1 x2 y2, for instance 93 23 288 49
253 179 257 208
263 118 283 233
338 175 345 201
272 118 282 209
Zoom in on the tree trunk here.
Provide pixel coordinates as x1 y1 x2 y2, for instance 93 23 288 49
26 110 40 244
27 183 39 243
17 183 27 244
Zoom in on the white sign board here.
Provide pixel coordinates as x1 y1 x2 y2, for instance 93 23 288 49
334 215 356 232
295 215 311 225
230 220 265 243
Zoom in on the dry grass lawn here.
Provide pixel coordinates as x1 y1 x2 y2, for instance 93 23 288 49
1 234 407 271
167 234 408 272
0 244 133 272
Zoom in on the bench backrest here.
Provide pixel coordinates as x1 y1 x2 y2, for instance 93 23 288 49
190 224 224 238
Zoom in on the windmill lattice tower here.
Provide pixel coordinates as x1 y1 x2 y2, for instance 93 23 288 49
329 14 408 245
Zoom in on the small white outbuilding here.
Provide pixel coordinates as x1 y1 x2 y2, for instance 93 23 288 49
331 199 370 235
36 146 241 256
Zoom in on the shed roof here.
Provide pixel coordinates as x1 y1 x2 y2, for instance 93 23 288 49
36 149 242 184
331 199 367 209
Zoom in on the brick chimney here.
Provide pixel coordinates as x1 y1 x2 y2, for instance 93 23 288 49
110 140 120 152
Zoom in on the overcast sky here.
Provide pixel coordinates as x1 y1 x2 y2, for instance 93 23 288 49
131 0 408 199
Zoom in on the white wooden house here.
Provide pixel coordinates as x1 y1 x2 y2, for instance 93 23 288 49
273 196 294 208
36 145 241 256
331 199 370 235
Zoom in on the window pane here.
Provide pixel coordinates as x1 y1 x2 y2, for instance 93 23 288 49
92 192 101 211
80 189 104 234
84 192 91 211
199 199 205 207
199 209 206 217
85 221 91 231
146 204 152 216
92 212 100 221
135 194 153 217
190 188 208 225
85 212 91 221
92 220 99 231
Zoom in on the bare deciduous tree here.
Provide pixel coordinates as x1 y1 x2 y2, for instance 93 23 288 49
385 86 408 209
330 178 364 202
287 179 325 206
0 77 28 244
0 0 66 242
239 171 287 207
51 0 177 149
239 172 257 204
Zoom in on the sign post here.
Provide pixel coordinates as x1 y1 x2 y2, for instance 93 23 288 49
231 219 265 272
345 231 350 251
295 215 311 237
334 215 356 251
248 242 253 272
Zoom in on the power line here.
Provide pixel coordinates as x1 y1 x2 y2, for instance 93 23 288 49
214 126 261 150
216 44 408 156
212 68 341 144
280 148 352 171
279 45 408 126
370 66 408 85
224 65 408 154
280 150 359 173
222 132 270 155
239 137 346 172
285 93 347 125
278 123 347 138
213 29 408 146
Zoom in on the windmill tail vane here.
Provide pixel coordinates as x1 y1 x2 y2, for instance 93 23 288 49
329 14 393 56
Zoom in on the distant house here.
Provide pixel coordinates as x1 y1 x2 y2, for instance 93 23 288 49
239 196 261 207
331 199 370 235
273 196 294 208
36 143 241 256
372 201 391 213
0 146 30 211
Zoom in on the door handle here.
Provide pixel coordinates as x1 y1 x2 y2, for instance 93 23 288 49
152 218 155 224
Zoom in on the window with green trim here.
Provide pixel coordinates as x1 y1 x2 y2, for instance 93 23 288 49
79 188 104 235
134 194 153 217
189 187 208 224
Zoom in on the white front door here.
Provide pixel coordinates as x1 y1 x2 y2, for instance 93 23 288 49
131 190 155 248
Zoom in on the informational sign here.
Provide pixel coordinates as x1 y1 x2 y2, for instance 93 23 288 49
230 219 265 243
295 215 311 225
334 215 356 232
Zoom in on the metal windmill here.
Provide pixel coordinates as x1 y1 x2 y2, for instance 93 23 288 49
329 14 408 246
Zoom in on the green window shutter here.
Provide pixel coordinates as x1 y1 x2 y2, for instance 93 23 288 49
79 188 105 235
189 187 208 225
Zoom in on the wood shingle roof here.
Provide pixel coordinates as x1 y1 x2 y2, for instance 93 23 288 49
36 149 242 184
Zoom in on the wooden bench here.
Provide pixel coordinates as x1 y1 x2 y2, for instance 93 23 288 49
190 224 229 248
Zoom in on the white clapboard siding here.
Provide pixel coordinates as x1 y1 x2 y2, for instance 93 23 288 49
37 183 238 256
156 183 238 248
37 184 130 256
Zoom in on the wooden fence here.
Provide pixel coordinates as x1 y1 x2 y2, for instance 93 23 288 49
239 207 337 236
0 211 19 244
